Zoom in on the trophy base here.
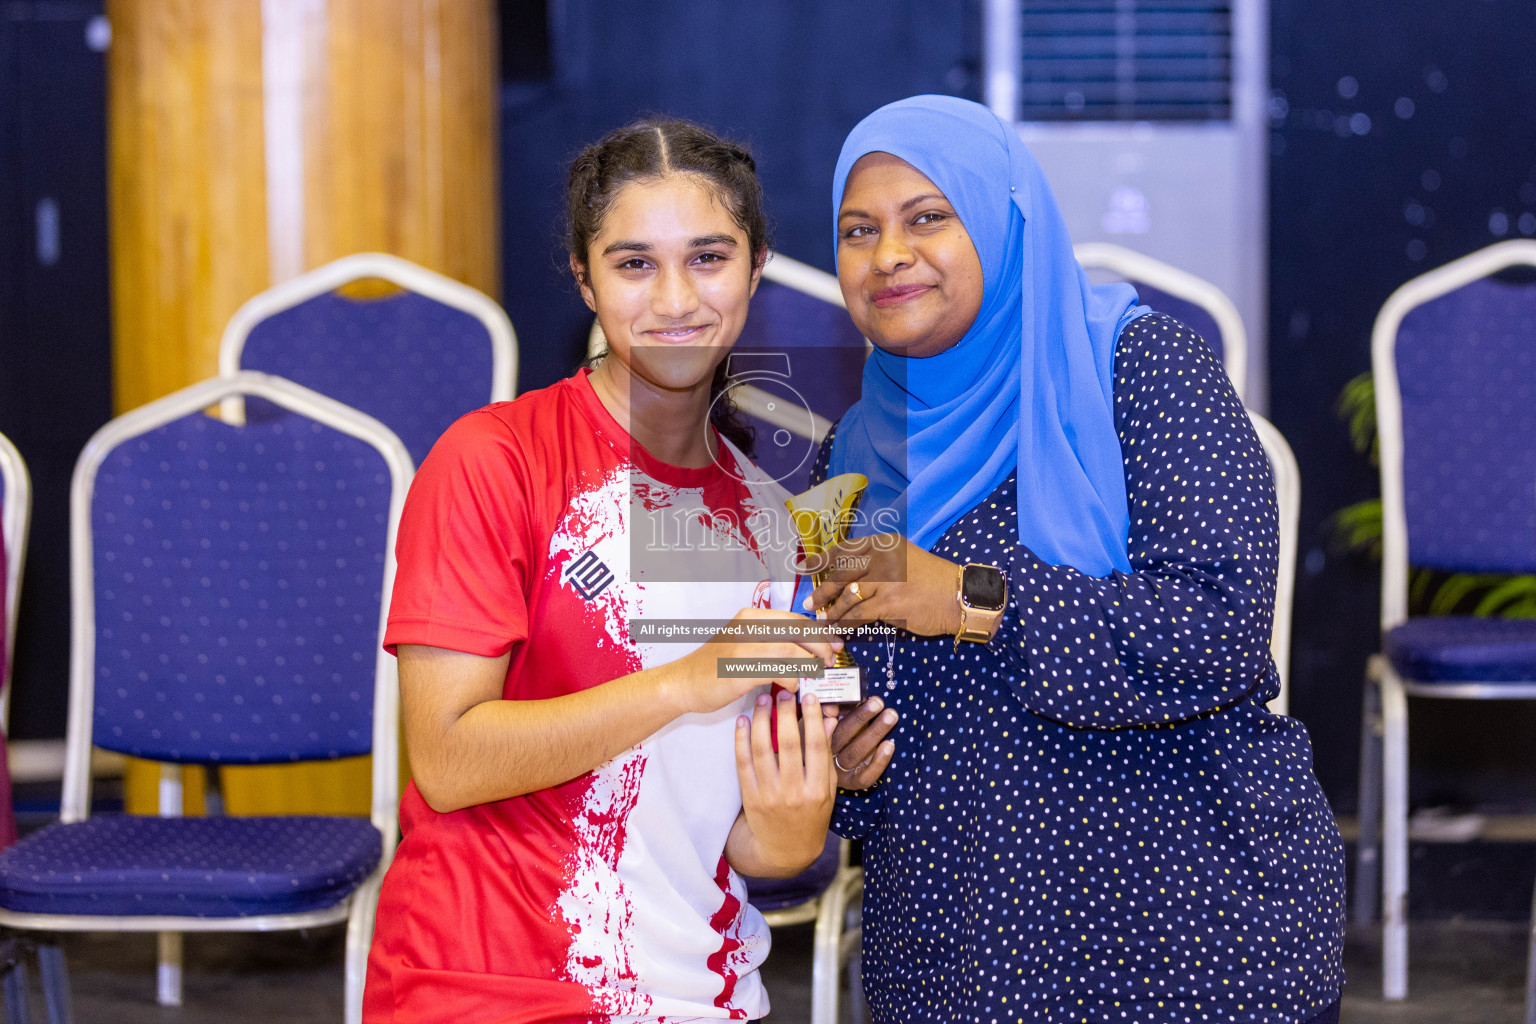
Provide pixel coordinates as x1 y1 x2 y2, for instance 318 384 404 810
799 665 864 705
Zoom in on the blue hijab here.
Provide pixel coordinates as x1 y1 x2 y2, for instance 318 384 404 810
828 95 1145 576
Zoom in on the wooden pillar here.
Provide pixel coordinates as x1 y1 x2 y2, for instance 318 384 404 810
108 0 497 814
107 0 271 414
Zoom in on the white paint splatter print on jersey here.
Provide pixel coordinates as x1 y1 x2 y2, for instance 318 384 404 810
548 467 639 655
557 748 652 1017
545 461 786 1020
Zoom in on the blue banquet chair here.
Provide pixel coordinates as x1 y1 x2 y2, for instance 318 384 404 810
1074 241 1249 403
0 372 412 1024
1352 239 1536 1000
219 251 517 466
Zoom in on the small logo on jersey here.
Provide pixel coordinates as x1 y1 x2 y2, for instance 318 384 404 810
563 549 616 601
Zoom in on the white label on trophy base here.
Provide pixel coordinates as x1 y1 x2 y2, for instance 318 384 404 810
800 665 863 704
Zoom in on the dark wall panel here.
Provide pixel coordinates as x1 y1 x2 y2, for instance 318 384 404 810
500 0 980 394
0 2 113 740
1269 0 1536 812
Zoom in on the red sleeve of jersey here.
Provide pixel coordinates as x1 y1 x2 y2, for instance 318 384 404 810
384 410 534 658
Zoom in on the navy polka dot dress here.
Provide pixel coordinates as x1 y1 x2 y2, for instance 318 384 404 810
814 315 1346 1023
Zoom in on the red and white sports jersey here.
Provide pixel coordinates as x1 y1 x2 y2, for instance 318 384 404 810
366 369 796 1024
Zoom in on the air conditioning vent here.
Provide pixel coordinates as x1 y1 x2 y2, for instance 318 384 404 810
1018 1 1232 122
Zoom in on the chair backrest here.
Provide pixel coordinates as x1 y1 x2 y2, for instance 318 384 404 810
63 372 412 851
1249 412 1299 716
0 430 31 729
586 252 866 491
1373 240 1536 630
1074 242 1249 404
219 252 516 466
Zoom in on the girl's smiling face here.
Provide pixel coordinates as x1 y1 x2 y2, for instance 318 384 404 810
573 172 762 394
836 152 985 359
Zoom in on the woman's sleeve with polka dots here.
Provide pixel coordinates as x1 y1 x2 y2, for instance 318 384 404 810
832 783 886 839
990 314 1279 728
808 427 835 490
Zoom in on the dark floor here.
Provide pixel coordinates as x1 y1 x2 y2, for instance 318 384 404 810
1341 922 1530 1023
0 918 1527 1023
4 923 822 1024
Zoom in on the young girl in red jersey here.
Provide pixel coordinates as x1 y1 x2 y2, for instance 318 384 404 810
364 120 841 1023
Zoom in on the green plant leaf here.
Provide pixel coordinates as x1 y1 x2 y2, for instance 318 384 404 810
1472 576 1536 617
1324 370 1535 621
1498 597 1536 618
1410 568 1437 609
1426 573 1497 616
1337 371 1379 463
1329 498 1382 556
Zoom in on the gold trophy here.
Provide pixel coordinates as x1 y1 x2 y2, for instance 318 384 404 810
786 473 869 704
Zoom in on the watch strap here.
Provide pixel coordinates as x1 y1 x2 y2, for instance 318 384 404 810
955 563 1006 646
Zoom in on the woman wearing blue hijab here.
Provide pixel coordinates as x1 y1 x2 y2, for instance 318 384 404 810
813 96 1346 1023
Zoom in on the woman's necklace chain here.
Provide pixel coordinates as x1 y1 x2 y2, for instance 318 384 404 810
885 637 897 688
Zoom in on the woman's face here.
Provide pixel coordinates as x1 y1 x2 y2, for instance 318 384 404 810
574 172 762 392
836 152 985 359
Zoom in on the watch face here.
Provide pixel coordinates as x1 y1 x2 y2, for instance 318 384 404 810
962 564 1007 611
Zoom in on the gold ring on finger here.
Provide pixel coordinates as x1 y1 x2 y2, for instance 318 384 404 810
848 581 865 602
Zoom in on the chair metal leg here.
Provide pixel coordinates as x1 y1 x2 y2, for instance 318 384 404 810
36 940 73 1024
1526 876 1536 1024
845 903 866 1024
1380 663 1409 1000
156 762 185 1007
1355 655 1385 926
157 931 183 1007
847 953 866 1024
2 949 31 1024
811 867 863 1024
345 873 386 1024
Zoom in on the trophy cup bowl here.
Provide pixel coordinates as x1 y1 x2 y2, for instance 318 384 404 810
786 473 869 704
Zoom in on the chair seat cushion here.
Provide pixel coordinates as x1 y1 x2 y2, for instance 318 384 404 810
741 833 842 913
0 814 381 918
1385 616 1536 683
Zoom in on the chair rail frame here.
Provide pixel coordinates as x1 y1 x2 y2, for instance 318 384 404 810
217 251 518 424
1247 412 1299 716
0 430 31 729
0 903 351 934
758 838 865 1024
1074 241 1249 404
